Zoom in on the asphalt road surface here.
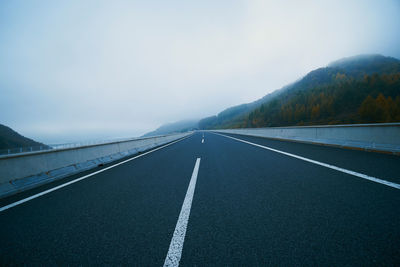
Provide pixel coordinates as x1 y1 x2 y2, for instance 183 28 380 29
1 131 399 266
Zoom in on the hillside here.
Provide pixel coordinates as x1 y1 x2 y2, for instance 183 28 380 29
0 124 49 150
143 119 198 137
144 54 400 135
198 87 286 129
199 54 400 129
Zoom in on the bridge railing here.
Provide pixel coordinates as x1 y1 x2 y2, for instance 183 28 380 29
0 145 49 156
0 136 147 156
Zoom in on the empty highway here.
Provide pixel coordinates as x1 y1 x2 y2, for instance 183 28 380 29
1 131 399 266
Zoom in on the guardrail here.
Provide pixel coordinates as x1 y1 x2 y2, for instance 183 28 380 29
213 123 400 154
0 132 192 198
0 137 148 156
0 145 48 156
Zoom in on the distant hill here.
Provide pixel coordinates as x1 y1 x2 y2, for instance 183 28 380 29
0 124 48 150
142 119 198 137
198 85 288 129
143 54 400 135
198 54 400 129
328 54 400 76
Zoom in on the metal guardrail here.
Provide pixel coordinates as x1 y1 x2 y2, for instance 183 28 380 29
0 137 142 156
0 145 49 156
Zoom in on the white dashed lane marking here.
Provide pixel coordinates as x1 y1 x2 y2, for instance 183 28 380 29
164 158 201 267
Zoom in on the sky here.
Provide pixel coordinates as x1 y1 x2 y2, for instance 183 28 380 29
1 0 399 143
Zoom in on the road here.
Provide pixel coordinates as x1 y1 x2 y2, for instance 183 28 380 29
1 131 399 266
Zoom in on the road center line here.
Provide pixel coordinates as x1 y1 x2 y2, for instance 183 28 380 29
214 132 400 190
164 158 201 267
0 134 193 213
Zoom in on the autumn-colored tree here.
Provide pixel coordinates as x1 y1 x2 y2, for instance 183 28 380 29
375 93 387 122
311 104 321 120
294 104 306 122
359 95 377 121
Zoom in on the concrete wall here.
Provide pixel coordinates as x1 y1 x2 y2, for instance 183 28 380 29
213 123 400 154
0 132 191 198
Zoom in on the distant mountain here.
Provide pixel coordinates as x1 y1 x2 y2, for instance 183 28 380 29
328 54 400 76
142 119 198 137
198 85 287 129
198 54 400 129
144 54 400 134
0 124 49 150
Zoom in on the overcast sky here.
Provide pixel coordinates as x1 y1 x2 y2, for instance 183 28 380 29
1 0 399 143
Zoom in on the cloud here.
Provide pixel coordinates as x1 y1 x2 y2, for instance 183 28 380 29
1 0 399 143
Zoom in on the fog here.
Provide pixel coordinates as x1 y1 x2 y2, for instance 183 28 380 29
1 0 399 143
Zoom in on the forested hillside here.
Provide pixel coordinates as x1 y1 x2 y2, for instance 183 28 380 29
198 85 288 129
244 73 400 127
199 54 400 129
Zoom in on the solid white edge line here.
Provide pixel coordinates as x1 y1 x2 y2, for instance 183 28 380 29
0 134 193 213
164 158 201 267
213 132 400 190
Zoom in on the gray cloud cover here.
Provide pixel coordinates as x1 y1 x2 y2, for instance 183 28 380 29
1 0 399 143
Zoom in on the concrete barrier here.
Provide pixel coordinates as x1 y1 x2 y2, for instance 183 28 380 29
0 132 192 198
213 123 400 154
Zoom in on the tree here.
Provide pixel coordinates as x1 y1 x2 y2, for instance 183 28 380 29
375 93 388 122
311 104 321 120
359 95 377 122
